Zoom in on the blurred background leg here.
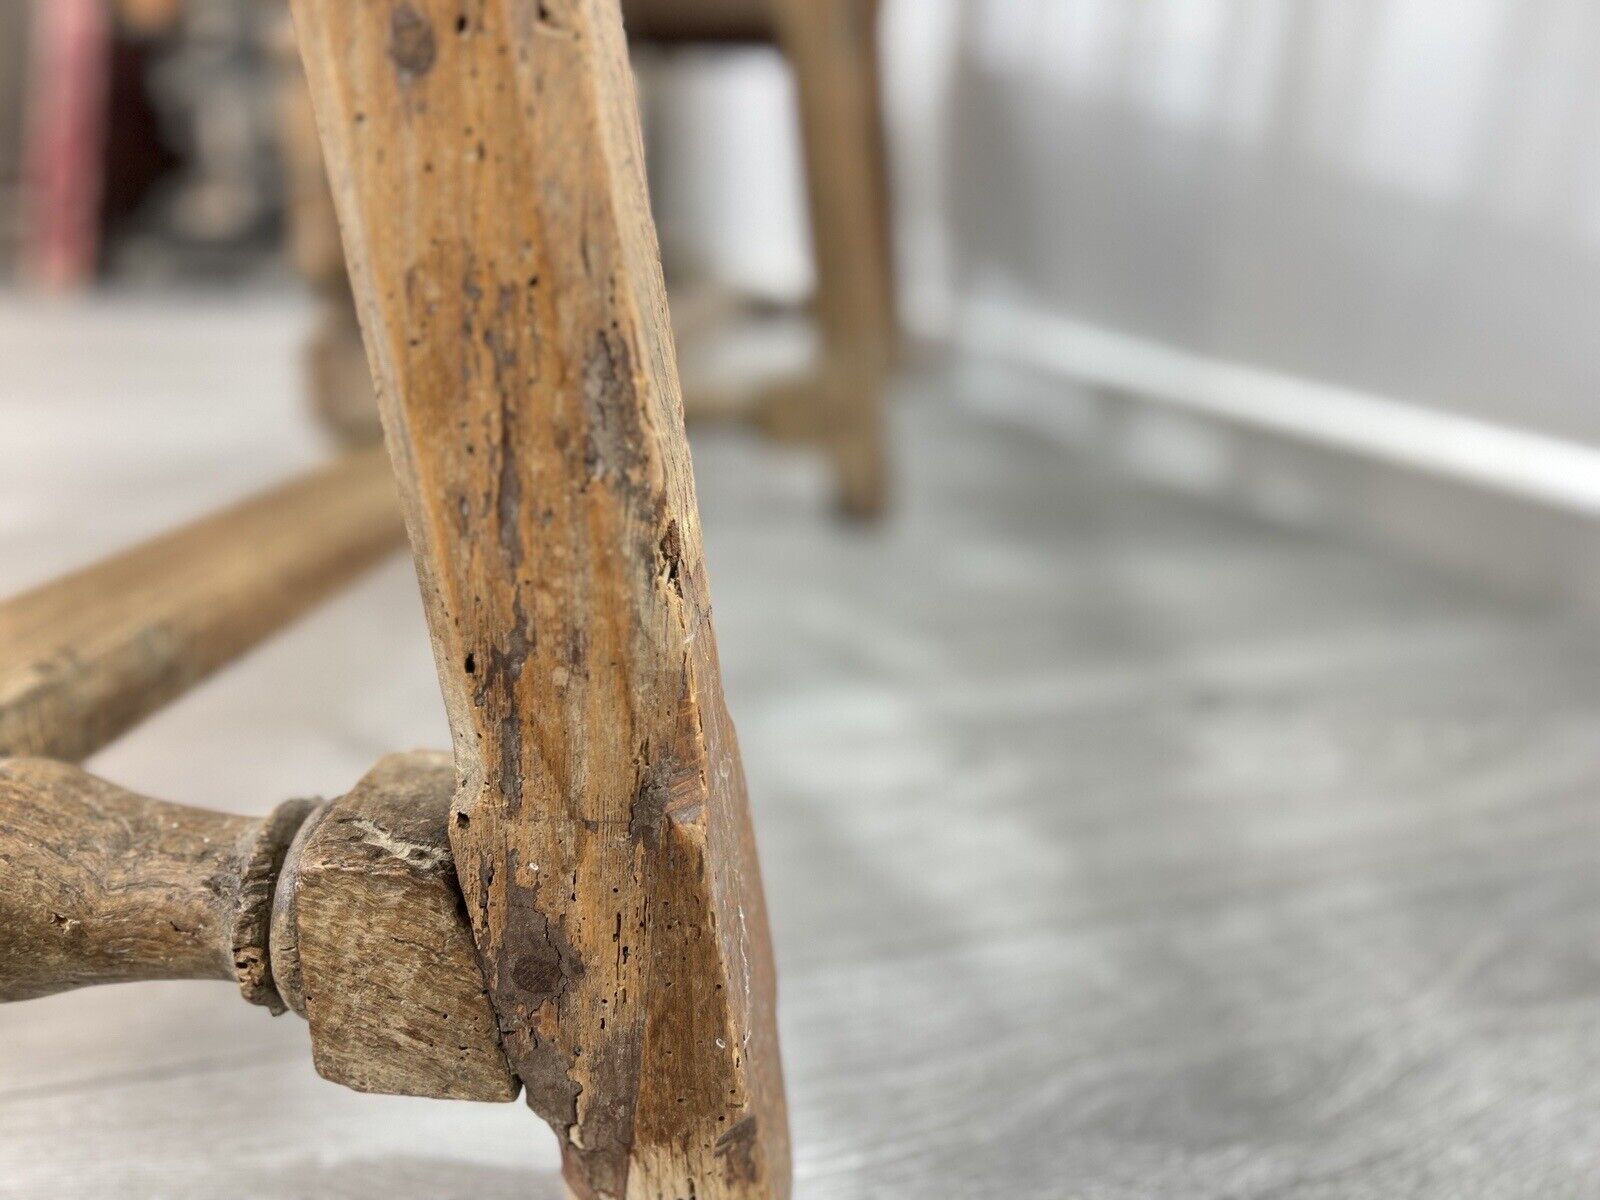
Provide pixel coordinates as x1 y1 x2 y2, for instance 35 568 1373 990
265 6 380 447
772 0 897 517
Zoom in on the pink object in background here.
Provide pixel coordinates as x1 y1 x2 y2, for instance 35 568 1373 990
22 0 111 289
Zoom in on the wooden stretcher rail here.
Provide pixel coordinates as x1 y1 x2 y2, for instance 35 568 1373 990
291 0 791 1191
621 0 775 43
0 446 405 761
0 752 517 1101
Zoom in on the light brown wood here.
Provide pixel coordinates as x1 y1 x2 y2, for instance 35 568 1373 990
112 0 185 35
772 0 896 517
307 287 385 444
270 751 519 1102
0 446 405 762
0 757 312 1005
0 754 519 1101
290 0 790 1194
271 8 347 292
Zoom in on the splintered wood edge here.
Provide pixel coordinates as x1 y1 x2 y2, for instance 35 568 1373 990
232 796 321 1014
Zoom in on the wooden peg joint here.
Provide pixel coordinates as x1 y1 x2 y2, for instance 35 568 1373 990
0 753 517 1103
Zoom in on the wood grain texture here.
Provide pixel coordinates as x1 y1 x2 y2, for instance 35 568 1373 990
0 752 516 1100
0 758 310 1005
273 751 519 1103
771 0 895 517
232 794 323 1012
0 446 405 763
289 1 789 1195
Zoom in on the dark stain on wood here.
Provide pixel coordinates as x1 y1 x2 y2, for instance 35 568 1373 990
628 761 671 849
388 4 438 78
716 1114 762 1185
500 874 586 1136
495 393 525 570
581 327 647 491
658 519 684 597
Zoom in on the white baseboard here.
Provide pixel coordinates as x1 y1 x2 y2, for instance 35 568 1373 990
914 283 1600 614
942 286 1600 519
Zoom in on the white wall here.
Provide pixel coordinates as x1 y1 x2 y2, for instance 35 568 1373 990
637 45 814 300
935 0 1600 450
637 0 965 314
648 0 1600 445
642 0 1600 560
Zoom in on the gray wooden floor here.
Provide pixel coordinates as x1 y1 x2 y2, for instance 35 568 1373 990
4 296 1600 1198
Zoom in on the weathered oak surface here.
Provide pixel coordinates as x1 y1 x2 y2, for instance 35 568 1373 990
0 446 405 762
0 751 516 1101
273 751 518 1103
0 758 296 1002
291 2 789 1195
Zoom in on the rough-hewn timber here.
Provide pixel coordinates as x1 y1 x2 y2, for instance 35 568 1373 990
289 1 790 1195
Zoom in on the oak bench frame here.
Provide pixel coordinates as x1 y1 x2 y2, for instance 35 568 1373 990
0 3 801 1197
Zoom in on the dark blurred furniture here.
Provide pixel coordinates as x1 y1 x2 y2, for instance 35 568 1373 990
624 0 776 42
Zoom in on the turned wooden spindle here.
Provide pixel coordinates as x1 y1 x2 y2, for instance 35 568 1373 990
0 757 313 1005
0 753 516 1103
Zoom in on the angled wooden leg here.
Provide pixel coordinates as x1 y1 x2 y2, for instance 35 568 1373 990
290 2 790 1197
773 0 896 518
0 753 519 1101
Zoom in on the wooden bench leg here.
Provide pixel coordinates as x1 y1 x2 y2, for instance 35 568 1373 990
774 0 896 518
270 8 383 446
290 1 790 1196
